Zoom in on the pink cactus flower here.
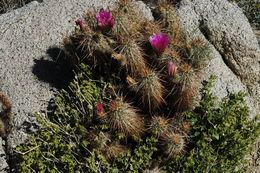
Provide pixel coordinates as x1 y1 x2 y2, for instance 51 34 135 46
75 19 85 31
149 33 170 53
167 61 177 77
96 102 104 117
97 102 103 114
96 9 115 29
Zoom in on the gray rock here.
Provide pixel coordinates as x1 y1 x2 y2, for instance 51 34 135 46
177 0 260 117
0 0 151 170
0 0 118 169
133 1 154 21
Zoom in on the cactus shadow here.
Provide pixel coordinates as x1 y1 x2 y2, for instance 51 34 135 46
32 47 75 89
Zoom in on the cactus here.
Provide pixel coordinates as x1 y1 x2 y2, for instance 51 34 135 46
57 0 212 171
116 0 144 22
112 0 144 38
159 49 181 65
63 24 113 66
163 132 185 157
63 0 201 115
84 11 97 30
166 63 199 111
155 0 186 50
149 116 172 138
96 101 104 116
116 38 147 76
112 13 141 38
129 68 165 112
155 0 180 32
172 88 196 112
63 0 203 155
185 38 210 69
141 20 162 40
107 97 144 137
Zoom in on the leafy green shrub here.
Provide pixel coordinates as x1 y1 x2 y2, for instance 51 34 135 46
17 72 260 172
162 76 260 172
17 64 104 172
17 64 158 173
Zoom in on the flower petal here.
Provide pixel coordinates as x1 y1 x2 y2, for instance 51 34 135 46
149 33 170 53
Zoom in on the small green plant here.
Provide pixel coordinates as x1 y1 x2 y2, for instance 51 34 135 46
116 137 158 172
162 76 260 172
17 64 104 172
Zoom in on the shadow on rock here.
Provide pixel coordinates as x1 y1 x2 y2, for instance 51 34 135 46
32 47 75 89
9 47 76 172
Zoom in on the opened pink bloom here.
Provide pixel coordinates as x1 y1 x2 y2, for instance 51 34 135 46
149 33 170 53
75 19 85 31
96 10 115 29
167 61 177 77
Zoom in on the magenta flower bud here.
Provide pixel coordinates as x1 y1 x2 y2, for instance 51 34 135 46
96 9 115 29
96 102 104 117
75 19 85 31
149 33 170 53
167 61 177 77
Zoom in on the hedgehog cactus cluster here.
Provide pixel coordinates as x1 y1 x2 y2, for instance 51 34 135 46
64 0 209 163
